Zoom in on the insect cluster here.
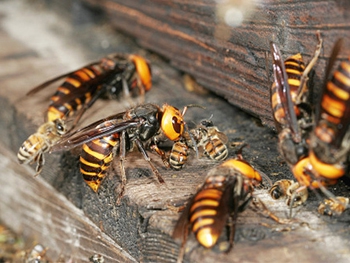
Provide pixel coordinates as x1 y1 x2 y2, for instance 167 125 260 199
269 33 350 217
17 31 350 262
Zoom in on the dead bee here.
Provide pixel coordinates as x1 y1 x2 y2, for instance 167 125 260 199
89 254 104 263
24 244 49 263
269 179 308 208
318 197 349 216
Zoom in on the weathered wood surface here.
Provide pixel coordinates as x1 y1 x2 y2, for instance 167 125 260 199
1 1 350 263
0 143 137 263
80 0 350 128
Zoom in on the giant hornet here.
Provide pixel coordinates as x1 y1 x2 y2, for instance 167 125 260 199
51 103 190 203
172 154 287 262
270 34 350 214
18 53 152 175
168 120 228 170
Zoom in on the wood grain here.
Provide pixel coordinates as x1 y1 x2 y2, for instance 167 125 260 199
81 0 350 127
0 143 137 262
1 1 350 263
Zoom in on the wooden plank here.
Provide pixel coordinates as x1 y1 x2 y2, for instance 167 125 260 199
1 1 350 263
81 0 350 127
0 143 137 262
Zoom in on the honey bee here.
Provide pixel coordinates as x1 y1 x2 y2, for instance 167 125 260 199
25 244 48 263
171 157 265 262
270 35 350 215
18 53 152 175
167 120 228 170
17 119 67 175
89 254 104 263
51 103 189 203
269 179 308 208
190 120 228 161
318 196 349 216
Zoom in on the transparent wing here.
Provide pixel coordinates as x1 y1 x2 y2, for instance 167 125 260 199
51 112 139 152
270 42 301 143
26 62 99 96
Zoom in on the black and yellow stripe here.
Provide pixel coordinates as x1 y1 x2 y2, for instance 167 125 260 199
284 54 306 101
17 134 46 164
79 133 120 192
203 137 228 161
172 158 262 256
47 64 103 122
189 175 226 248
317 59 350 136
169 141 189 170
271 53 306 126
308 57 350 183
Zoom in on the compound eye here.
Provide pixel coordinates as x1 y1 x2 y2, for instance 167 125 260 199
161 104 184 141
270 189 282 199
55 120 66 135
201 120 213 127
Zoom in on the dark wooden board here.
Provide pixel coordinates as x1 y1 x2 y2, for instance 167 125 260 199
1 1 350 263
79 0 350 128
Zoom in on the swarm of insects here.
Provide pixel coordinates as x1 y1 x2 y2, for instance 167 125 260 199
269 32 350 215
51 103 192 203
17 53 152 175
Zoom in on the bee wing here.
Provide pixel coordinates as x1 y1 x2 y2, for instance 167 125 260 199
51 113 139 152
216 131 229 144
321 38 343 97
270 42 301 142
172 194 194 241
26 62 99 96
208 177 238 240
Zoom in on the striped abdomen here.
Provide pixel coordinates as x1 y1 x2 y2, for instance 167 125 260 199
48 64 105 122
80 133 120 192
203 137 228 161
284 54 306 101
17 133 48 164
316 58 350 145
17 119 66 168
169 141 189 170
271 53 306 126
189 175 227 248
309 58 350 182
